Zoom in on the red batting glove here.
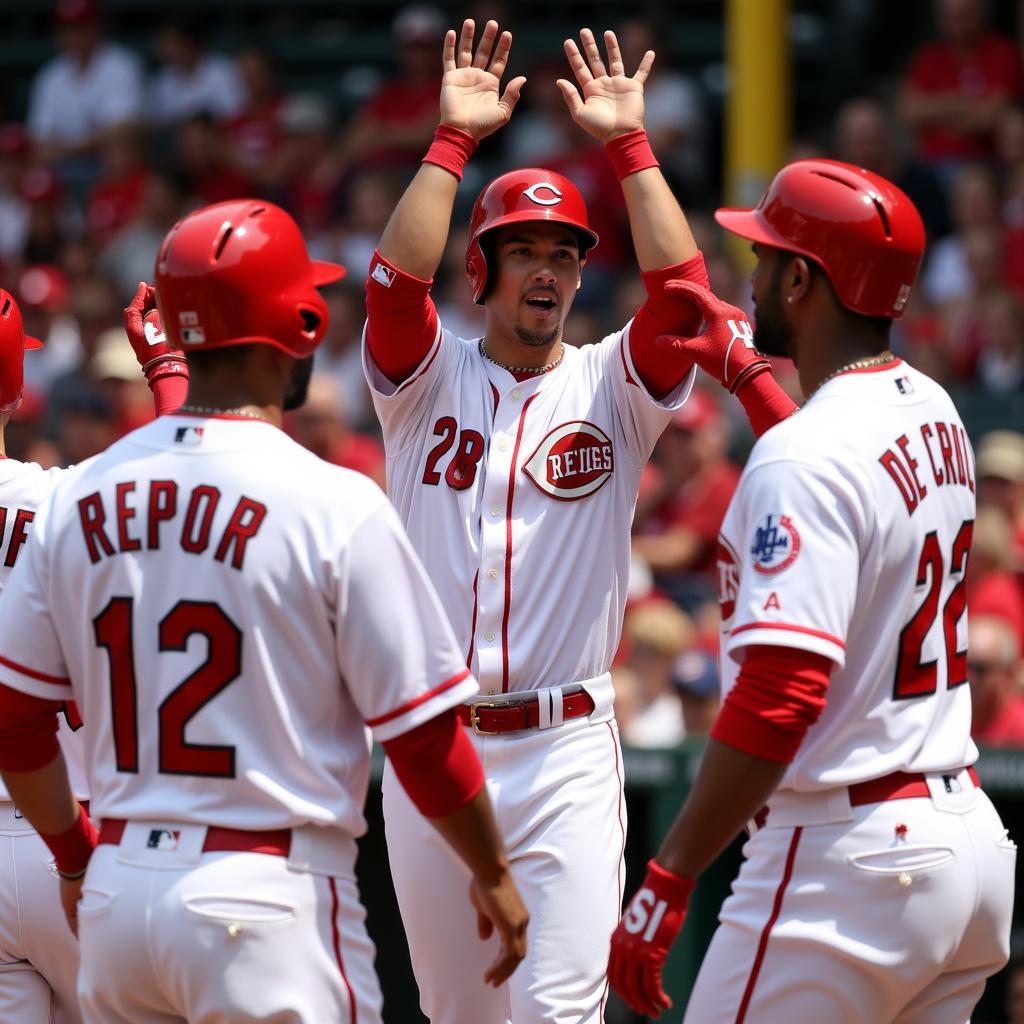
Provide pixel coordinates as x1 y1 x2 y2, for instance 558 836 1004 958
123 281 188 386
656 280 770 394
608 859 695 1019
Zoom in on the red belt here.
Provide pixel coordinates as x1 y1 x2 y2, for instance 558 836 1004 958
753 767 981 830
848 766 980 806
457 689 595 735
98 818 292 857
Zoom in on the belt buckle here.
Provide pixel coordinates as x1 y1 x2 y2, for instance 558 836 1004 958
468 700 504 736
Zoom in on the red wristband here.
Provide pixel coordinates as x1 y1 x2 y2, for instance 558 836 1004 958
423 124 477 181
40 804 97 879
605 128 659 181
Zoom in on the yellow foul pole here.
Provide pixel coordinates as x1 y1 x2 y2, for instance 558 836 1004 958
725 0 791 268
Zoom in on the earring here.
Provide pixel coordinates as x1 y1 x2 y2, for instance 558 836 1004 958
787 296 794 303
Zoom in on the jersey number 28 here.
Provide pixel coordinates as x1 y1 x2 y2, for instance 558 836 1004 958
94 597 240 777
893 519 973 700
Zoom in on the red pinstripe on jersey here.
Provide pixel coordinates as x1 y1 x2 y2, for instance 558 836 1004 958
502 393 540 692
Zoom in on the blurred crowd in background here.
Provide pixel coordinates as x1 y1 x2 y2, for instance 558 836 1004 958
0 0 1023 755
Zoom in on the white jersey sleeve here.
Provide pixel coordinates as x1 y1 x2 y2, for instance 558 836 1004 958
337 500 478 742
721 460 862 667
0 488 72 702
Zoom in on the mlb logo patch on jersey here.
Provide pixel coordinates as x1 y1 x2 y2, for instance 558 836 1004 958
371 261 395 288
175 425 205 446
147 829 181 851
750 514 801 576
522 421 614 500
895 375 915 395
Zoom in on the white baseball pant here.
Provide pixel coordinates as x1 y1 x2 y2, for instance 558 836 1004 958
76 822 382 1024
384 711 627 1024
683 770 1015 1024
0 801 82 1024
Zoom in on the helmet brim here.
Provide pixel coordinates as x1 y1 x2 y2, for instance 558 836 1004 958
478 210 599 254
312 260 347 287
23 334 44 351
714 208 793 251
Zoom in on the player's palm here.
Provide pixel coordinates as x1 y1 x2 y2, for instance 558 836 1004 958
440 19 526 142
558 28 653 143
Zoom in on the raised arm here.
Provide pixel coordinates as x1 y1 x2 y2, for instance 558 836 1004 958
557 29 696 271
378 18 525 278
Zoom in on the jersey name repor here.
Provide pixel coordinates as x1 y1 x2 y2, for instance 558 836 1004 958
76 482 267 568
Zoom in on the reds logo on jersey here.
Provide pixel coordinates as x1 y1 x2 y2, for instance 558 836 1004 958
750 513 801 575
522 421 614 500
717 537 740 622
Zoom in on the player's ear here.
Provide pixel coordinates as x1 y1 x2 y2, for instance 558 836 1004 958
786 256 813 306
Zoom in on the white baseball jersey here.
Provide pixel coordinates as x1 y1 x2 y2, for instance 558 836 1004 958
363 323 694 695
0 414 477 835
717 359 977 789
0 456 87 802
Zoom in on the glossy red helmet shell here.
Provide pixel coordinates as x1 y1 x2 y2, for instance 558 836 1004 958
0 290 42 413
466 168 599 304
155 199 346 358
715 159 926 319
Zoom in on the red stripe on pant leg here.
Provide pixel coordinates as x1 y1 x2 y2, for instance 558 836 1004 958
734 826 803 1024
599 720 627 1019
329 876 358 1024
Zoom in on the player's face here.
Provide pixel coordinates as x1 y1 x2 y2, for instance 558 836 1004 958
750 244 794 360
488 225 582 347
283 355 314 411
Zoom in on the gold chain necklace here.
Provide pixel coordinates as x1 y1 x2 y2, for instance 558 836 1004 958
479 339 564 375
178 404 269 422
812 353 896 395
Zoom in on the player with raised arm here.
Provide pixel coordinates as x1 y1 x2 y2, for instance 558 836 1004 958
0 198 527 1024
608 160 1015 1022
0 283 189 1024
363 17 719 1023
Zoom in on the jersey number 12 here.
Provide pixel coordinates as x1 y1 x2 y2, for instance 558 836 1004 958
94 597 241 777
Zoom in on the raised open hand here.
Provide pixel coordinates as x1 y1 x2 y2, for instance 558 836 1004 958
557 28 653 143
440 19 526 141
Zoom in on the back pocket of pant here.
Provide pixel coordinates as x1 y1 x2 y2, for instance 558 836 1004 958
847 844 955 877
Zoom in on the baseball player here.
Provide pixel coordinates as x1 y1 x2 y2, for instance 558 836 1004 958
0 198 528 1024
361 18 745 1023
609 160 1016 1022
0 281 191 1024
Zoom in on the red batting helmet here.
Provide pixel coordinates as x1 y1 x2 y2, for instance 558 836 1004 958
155 199 345 358
466 168 599 304
715 159 925 319
0 290 43 414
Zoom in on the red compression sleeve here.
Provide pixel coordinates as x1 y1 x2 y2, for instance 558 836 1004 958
148 367 189 415
382 707 485 818
710 645 833 763
629 253 709 399
735 370 799 438
0 683 62 771
365 250 440 385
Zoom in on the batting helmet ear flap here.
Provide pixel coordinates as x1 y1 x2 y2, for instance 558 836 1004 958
0 289 41 413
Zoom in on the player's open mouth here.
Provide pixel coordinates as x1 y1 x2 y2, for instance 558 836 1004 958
524 294 558 318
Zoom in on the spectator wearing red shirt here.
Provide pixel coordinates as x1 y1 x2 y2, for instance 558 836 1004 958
336 5 443 179
222 49 284 185
970 506 1024 651
285 373 385 488
632 389 741 611
970 614 1024 747
900 0 1022 171
86 124 148 243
